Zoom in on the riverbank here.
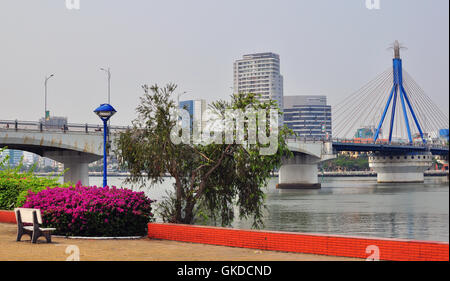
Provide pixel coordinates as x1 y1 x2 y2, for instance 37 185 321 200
319 170 449 177
0 217 448 261
0 223 359 261
33 170 449 178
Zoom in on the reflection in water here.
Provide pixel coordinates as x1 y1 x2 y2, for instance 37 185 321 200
91 176 449 242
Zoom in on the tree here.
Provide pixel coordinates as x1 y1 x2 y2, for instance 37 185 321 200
114 83 292 228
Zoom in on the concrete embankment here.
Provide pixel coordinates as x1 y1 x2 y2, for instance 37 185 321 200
33 170 449 178
319 170 448 177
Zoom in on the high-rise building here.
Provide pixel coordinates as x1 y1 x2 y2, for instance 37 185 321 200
0 149 24 166
179 99 207 133
283 95 331 139
233 52 284 112
439 129 449 141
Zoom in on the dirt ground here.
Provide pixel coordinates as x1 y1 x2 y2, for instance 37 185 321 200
0 223 361 261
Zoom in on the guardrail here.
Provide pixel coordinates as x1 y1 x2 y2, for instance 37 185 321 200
285 136 448 150
331 138 448 150
0 120 129 135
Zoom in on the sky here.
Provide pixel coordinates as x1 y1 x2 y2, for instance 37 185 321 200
0 0 448 126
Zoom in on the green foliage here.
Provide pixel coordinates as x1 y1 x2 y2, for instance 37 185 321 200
115 84 293 228
0 147 69 210
321 154 369 171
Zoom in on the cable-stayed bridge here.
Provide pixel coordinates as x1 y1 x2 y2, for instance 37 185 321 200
333 41 448 143
278 41 448 188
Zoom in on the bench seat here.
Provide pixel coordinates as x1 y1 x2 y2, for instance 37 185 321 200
15 208 56 243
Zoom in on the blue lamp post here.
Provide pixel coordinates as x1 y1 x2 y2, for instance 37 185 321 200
94 103 117 187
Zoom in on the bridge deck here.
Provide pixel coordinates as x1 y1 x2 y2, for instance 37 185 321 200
332 142 448 156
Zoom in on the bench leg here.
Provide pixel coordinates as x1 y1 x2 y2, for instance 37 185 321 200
44 232 52 243
31 230 40 244
16 228 23 242
17 229 32 241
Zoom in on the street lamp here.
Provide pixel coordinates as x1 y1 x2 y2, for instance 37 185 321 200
44 74 55 120
94 103 117 187
177 91 188 108
100 67 111 104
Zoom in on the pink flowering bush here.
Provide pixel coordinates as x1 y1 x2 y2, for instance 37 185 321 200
23 182 155 237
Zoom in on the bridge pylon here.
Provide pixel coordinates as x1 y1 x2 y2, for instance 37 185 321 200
370 41 432 183
373 40 425 144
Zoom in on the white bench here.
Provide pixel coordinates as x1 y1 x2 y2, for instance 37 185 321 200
14 208 56 243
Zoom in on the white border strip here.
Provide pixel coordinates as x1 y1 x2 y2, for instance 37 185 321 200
53 235 144 240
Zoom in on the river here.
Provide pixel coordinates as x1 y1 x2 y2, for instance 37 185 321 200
87 175 449 242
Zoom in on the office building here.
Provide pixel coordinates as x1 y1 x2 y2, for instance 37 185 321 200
0 149 24 166
179 99 207 133
233 52 284 112
283 95 331 139
439 129 449 141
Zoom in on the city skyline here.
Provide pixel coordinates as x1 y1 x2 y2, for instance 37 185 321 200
0 0 448 127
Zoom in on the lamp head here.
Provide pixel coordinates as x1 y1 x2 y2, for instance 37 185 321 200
94 103 117 121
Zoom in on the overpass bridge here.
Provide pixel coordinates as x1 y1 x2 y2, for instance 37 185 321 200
0 120 448 188
0 120 126 185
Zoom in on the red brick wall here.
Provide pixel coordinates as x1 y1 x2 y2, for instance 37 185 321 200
0 210 16 224
148 223 449 261
1 210 447 261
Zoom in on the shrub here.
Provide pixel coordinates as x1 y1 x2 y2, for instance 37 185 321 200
0 152 67 210
0 176 69 210
23 183 155 237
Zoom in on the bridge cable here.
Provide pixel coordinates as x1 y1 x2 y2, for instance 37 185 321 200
404 71 449 134
333 69 392 137
405 76 446 139
333 68 393 125
341 70 394 138
334 69 393 138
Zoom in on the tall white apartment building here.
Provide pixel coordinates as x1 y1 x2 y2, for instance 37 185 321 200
233 52 284 112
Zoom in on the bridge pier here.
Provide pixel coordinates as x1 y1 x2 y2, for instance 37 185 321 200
44 151 100 186
369 152 432 183
277 154 321 189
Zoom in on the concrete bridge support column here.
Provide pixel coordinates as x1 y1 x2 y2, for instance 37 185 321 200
277 153 321 189
369 152 432 183
63 161 89 186
43 151 99 186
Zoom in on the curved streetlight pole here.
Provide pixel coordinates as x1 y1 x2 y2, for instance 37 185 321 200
44 74 55 120
100 67 111 104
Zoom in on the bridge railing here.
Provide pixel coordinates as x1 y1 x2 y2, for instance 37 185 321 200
276 136 448 149
331 137 448 150
0 120 129 135
285 136 330 143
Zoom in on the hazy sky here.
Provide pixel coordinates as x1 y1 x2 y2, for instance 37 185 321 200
0 0 448 126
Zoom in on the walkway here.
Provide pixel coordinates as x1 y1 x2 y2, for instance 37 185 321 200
0 223 359 261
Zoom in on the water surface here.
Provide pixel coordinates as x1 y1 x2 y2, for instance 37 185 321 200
89 176 449 242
